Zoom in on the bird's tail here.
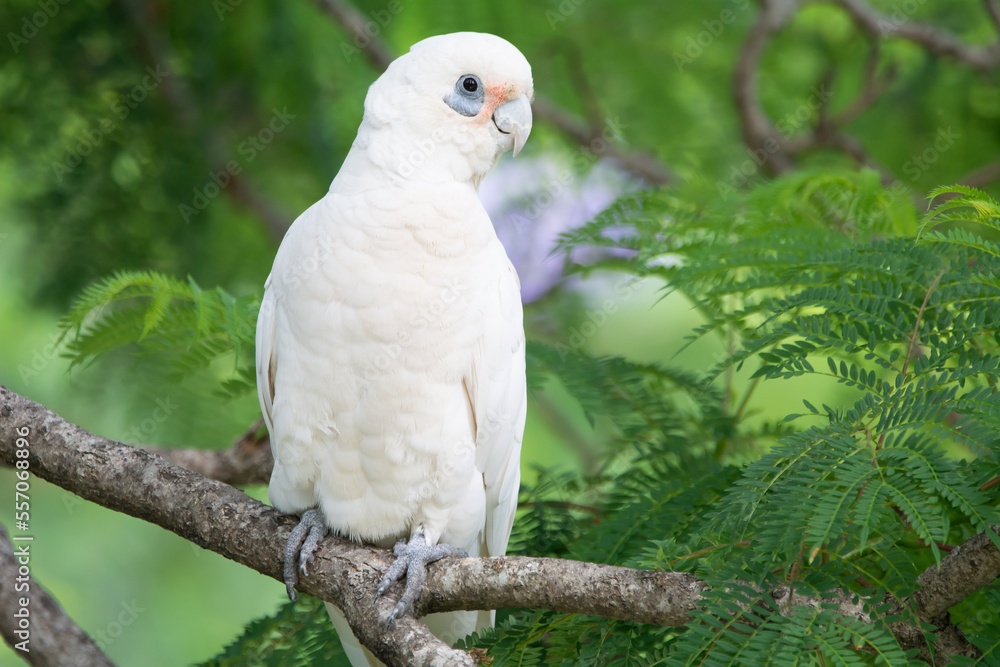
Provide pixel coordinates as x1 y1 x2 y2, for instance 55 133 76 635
325 602 492 667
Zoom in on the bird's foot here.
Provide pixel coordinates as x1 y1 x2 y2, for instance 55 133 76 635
376 531 468 625
283 509 329 601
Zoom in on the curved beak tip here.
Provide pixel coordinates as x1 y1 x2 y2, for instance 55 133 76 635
512 126 529 157
493 93 532 157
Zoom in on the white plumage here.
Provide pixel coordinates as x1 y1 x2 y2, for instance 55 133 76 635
255 32 532 665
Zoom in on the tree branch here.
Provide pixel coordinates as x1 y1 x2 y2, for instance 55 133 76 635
0 385 993 665
957 158 1000 190
311 0 394 70
0 386 469 666
733 0 799 175
117 0 293 242
916 527 1000 620
827 0 1000 72
829 42 897 127
530 98 675 185
143 419 273 487
735 0 999 187
735 0 900 180
309 0 674 185
0 523 115 667
987 0 1000 35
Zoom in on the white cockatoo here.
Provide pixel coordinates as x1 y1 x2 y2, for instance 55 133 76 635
254 32 531 665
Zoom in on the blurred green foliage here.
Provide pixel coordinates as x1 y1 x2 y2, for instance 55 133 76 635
2 0 999 665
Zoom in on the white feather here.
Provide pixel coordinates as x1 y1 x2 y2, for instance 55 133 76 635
255 32 532 666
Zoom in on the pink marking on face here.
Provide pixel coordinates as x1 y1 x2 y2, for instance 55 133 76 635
480 81 516 122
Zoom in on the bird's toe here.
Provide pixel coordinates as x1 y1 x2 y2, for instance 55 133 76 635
378 531 469 623
283 509 329 601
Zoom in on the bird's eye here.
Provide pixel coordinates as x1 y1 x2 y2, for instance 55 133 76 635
445 74 484 116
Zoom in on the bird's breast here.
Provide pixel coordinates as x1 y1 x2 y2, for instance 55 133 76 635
268 192 506 541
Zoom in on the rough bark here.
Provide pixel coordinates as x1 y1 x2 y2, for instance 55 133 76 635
0 524 115 667
1 386 994 666
0 386 705 665
915 528 1000 620
143 419 273 487
0 386 469 666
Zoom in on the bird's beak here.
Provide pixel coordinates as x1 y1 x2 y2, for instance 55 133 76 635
492 93 532 157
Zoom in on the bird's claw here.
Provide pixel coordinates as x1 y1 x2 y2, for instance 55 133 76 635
376 544 410 597
376 531 468 626
282 509 329 601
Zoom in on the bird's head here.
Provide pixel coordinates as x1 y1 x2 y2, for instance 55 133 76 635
359 32 533 187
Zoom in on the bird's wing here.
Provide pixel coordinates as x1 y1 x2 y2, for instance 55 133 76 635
255 276 277 440
470 257 527 557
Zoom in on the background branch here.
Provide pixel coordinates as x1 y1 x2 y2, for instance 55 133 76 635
312 0 394 70
143 419 273 487
310 0 674 185
733 0 799 175
735 0 1000 190
117 0 294 242
829 42 897 127
0 524 115 667
828 0 1000 71
988 0 1000 34
916 527 1000 620
958 159 1000 190
0 387 467 666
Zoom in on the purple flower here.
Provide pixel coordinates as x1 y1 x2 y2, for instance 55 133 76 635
481 158 634 303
